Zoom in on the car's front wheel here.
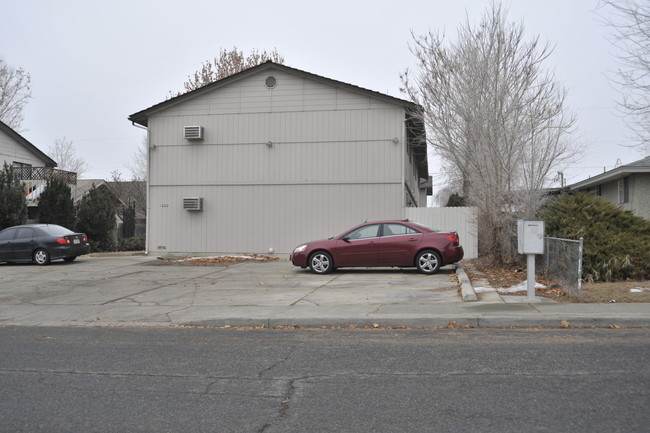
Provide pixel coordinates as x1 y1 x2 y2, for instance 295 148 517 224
416 250 441 274
33 248 51 265
309 251 334 274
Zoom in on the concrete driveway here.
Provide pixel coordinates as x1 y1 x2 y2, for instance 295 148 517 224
0 254 461 327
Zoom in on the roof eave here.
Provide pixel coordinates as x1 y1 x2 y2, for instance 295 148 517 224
570 166 650 190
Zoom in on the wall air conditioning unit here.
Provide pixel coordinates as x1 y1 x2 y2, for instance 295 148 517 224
183 126 203 141
183 197 203 211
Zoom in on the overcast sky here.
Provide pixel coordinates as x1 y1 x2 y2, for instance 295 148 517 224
1 0 644 193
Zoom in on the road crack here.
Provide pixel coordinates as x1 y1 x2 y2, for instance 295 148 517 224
289 274 341 307
257 379 295 433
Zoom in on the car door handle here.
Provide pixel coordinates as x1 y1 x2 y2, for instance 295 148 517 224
408 238 418 241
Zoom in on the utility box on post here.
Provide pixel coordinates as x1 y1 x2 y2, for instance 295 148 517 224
517 220 545 255
517 220 545 302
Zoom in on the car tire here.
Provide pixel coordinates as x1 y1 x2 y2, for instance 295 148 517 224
309 251 334 274
416 250 441 274
63 256 77 262
33 248 51 266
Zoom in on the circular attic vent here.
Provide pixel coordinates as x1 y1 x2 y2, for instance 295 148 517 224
265 76 277 88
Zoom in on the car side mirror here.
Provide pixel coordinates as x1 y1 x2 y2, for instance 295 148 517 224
342 236 351 242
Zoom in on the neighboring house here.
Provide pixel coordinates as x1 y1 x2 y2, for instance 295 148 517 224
73 179 124 236
569 155 650 221
129 61 429 255
0 120 76 223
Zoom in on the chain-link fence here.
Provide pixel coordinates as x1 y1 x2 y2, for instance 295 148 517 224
539 237 583 299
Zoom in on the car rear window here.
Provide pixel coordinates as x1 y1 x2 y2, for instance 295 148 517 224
39 225 74 236
410 222 438 232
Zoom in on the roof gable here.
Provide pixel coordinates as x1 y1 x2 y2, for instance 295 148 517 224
0 120 56 167
129 61 420 127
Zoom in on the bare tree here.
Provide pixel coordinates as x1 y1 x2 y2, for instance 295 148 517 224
125 135 147 181
0 58 32 130
48 137 88 177
401 2 578 262
108 170 146 219
173 47 285 96
600 0 650 152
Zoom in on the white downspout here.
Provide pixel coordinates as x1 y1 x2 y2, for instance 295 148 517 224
401 112 407 219
131 121 150 255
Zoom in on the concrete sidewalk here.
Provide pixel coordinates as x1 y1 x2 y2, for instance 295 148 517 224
0 255 648 328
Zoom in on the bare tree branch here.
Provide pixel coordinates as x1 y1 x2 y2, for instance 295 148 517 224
171 47 285 97
125 135 147 181
600 0 650 151
0 58 32 131
402 2 579 261
47 137 88 178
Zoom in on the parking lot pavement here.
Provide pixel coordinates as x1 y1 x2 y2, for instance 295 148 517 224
0 255 462 327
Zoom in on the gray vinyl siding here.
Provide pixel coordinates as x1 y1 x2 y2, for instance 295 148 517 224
0 129 50 167
595 174 650 220
629 174 650 220
150 184 402 254
148 111 402 185
146 68 411 255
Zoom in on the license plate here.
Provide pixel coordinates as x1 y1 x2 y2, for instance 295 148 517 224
73 239 80 244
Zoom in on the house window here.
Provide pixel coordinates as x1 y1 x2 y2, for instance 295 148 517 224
594 185 601 196
618 177 629 203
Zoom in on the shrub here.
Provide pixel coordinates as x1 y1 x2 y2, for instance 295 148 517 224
118 237 145 251
38 177 75 227
540 192 650 281
75 185 116 251
0 163 27 229
122 202 136 238
445 193 467 207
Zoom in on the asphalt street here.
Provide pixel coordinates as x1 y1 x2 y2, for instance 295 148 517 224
1 326 649 433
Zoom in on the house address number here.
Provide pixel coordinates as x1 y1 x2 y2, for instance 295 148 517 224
160 203 169 208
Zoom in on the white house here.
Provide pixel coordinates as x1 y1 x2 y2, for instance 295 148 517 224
0 120 76 223
0 120 56 172
129 62 429 255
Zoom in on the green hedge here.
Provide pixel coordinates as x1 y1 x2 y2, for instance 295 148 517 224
118 237 145 251
540 192 650 282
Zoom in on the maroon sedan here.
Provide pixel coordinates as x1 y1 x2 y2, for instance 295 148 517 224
290 220 464 274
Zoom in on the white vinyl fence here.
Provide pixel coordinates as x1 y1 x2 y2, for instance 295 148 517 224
405 207 478 259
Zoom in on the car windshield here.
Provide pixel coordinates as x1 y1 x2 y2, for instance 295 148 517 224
38 225 75 236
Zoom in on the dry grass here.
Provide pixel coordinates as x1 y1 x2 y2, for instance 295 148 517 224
580 281 650 303
463 257 650 303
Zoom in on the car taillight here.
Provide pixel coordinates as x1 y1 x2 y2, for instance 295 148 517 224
446 233 459 245
56 238 70 245
82 235 88 242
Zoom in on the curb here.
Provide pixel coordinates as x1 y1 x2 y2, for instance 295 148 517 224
456 263 477 302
